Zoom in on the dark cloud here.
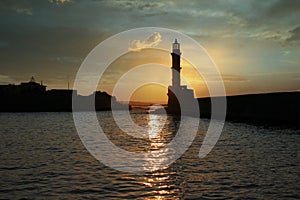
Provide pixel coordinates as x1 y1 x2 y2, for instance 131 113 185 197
110 1 163 11
266 0 300 18
0 26 108 60
0 0 32 15
48 0 73 5
0 25 109 84
287 26 300 42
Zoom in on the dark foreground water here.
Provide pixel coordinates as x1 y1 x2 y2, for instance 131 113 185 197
0 112 299 199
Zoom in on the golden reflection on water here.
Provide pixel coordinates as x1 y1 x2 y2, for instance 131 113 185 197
141 115 179 199
143 114 172 172
140 174 177 199
140 171 180 200
148 114 165 149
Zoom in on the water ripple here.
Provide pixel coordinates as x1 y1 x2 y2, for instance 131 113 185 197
0 112 299 199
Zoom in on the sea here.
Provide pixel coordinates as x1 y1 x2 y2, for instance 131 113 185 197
0 111 299 199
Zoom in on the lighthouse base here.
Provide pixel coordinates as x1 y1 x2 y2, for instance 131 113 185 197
167 85 198 117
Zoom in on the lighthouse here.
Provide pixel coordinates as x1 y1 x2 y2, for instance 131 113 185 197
167 39 196 115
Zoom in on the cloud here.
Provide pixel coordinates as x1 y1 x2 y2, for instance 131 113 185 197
49 56 83 63
287 26 300 43
48 0 72 5
280 59 299 65
222 74 249 82
0 1 33 15
202 74 249 83
0 26 108 81
107 1 164 11
15 7 32 15
265 0 300 18
129 32 162 52
0 75 16 84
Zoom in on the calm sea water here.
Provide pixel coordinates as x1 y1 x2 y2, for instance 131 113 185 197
0 112 299 199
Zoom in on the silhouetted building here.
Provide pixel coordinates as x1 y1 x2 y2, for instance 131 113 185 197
20 76 46 94
0 76 46 96
167 39 196 115
0 84 18 96
0 76 129 112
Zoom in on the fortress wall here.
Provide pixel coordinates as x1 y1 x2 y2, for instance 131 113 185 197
198 92 300 126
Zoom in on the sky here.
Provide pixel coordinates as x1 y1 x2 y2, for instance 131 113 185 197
0 0 299 102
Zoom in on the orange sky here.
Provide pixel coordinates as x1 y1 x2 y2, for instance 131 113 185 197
97 48 205 103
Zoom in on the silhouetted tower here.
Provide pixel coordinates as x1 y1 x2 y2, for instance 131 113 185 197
171 39 181 87
167 39 196 115
167 39 182 114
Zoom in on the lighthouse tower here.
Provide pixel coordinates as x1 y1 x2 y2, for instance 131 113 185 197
171 39 181 88
167 39 182 114
167 39 196 115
